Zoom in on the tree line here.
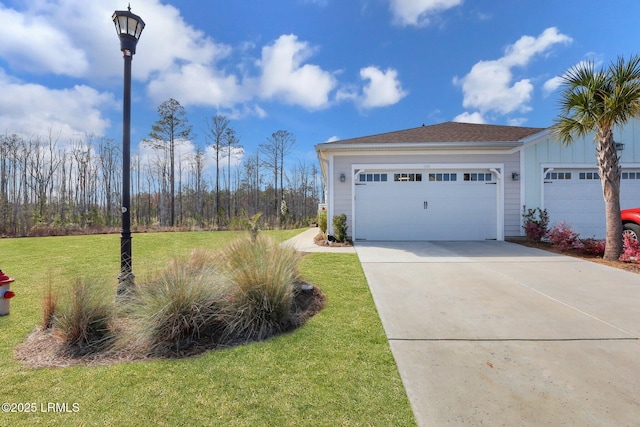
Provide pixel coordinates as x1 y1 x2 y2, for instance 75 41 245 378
0 98 322 237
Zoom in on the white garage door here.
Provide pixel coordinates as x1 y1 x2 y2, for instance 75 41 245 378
544 168 640 238
354 169 498 241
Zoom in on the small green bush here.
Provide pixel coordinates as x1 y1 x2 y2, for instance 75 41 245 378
318 210 327 235
220 235 300 341
333 213 348 243
52 278 115 356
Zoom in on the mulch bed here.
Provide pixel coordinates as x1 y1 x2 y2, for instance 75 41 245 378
313 232 353 247
510 239 640 274
14 283 326 368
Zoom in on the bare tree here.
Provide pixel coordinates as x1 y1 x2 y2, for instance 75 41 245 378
0 125 320 236
260 130 296 222
223 128 242 220
97 137 121 226
146 98 192 226
205 115 231 224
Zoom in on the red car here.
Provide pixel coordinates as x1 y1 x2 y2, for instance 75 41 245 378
622 208 640 239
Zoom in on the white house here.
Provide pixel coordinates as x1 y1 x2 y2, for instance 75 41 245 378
315 120 640 241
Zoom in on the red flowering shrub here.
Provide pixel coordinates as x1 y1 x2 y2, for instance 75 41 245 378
547 222 580 251
619 233 640 263
522 207 549 242
578 238 605 257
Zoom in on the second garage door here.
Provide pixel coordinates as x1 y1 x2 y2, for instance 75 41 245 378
354 169 498 241
544 168 640 238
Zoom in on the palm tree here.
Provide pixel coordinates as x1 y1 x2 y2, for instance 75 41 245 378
552 56 640 260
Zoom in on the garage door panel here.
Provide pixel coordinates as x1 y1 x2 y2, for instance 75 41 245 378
544 169 640 239
355 170 497 241
356 179 428 240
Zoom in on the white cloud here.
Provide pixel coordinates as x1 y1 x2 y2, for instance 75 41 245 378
131 2 230 81
0 0 404 138
302 0 329 5
453 27 572 119
507 117 528 126
0 4 89 77
388 0 462 27
146 63 249 107
0 70 115 137
337 66 407 109
453 111 485 124
359 67 408 108
0 1 231 82
543 59 595 97
326 136 340 142
542 76 563 96
258 35 337 110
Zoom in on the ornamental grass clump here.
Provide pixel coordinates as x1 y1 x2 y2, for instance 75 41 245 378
121 259 232 357
52 278 116 356
220 235 301 342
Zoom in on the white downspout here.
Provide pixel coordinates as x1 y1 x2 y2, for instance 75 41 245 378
490 167 504 241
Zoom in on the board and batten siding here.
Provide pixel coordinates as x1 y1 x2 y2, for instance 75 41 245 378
523 118 640 212
329 151 522 239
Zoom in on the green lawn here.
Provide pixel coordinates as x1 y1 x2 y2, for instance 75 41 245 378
0 230 416 426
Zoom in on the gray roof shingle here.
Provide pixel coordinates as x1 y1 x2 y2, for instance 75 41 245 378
321 121 546 145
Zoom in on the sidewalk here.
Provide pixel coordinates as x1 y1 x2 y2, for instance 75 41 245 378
281 227 356 253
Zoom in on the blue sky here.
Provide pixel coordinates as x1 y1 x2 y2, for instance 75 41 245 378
1 0 639 165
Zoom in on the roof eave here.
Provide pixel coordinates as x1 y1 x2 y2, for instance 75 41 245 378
315 141 523 152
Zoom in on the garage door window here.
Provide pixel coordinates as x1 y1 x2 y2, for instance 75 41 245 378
394 173 422 182
622 172 640 179
549 172 572 180
359 173 387 182
428 173 457 182
579 172 598 180
463 173 492 182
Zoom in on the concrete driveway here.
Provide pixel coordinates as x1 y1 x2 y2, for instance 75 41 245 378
355 241 640 426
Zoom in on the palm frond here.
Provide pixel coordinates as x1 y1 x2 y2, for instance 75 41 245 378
552 55 640 145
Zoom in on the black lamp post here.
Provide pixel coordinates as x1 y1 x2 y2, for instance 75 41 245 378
113 5 145 295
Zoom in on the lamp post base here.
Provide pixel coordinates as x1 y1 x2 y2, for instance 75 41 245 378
117 271 135 297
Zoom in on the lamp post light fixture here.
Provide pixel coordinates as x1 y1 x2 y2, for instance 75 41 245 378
113 5 145 295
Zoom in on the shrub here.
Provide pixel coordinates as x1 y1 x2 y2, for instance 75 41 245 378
247 212 263 242
220 235 300 341
620 233 640 263
578 237 605 257
318 210 327 235
333 213 348 243
122 259 231 356
522 206 549 242
41 284 57 330
547 222 580 251
52 278 115 356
